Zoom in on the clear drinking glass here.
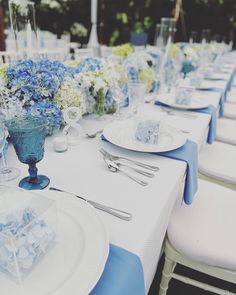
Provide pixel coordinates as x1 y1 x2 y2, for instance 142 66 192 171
127 81 146 116
111 86 126 120
0 120 20 182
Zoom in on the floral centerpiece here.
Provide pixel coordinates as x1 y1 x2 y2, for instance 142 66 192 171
111 44 161 93
177 43 199 76
73 57 128 115
0 57 128 132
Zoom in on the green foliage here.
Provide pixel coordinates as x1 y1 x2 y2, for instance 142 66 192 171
2 0 236 45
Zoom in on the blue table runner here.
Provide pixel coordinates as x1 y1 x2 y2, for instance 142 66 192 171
91 244 145 295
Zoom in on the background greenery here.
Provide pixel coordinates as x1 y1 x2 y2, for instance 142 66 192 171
2 0 236 46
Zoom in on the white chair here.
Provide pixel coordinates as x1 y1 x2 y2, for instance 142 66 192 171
224 102 236 119
35 49 65 61
100 45 114 58
74 47 95 59
216 118 236 145
199 141 236 190
159 179 236 295
0 51 23 65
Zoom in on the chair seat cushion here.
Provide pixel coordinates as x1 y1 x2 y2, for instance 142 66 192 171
168 179 236 270
216 118 236 145
199 141 236 185
224 102 236 119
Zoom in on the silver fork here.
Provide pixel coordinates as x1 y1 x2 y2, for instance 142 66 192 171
100 148 160 171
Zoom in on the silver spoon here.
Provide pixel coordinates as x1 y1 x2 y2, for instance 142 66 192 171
104 158 148 186
86 129 103 138
100 148 160 172
108 159 155 178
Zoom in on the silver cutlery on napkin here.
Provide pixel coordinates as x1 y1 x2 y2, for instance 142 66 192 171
161 106 197 119
100 148 160 172
103 158 148 186
49 187 132 221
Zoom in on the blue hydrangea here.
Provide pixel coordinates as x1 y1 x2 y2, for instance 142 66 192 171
26 100 63 135
73 57 102 74
128 67 139 81
181 60 196 77
6 59 72 106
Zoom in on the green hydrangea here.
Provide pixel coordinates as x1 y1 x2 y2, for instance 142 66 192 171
138 68 155 93
0 65 8 85
112 43 133 59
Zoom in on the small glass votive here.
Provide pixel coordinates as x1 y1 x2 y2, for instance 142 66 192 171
52 135 68 153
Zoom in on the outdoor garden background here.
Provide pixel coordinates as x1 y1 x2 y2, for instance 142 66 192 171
0 0 236 50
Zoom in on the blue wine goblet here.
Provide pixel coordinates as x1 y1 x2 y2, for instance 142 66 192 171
5 116 50 190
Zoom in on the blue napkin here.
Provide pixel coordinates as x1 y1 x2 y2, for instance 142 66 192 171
154 101 216 144
157 140 198 205
196 88 225 116
90 244 145 295
101 135 198 205
195 105 217 144
226 68 236 92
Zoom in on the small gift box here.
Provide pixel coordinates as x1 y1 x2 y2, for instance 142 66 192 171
175 88 192 105
135 120 161 145
0 187 57 282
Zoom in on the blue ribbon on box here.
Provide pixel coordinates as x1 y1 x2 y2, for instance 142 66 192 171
90 244 145 295
101 135 198 205
154 101 217 144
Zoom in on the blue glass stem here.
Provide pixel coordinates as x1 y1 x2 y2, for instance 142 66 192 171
28 163 39 183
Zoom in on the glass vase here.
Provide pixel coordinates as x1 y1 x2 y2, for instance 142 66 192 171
9 0 38 55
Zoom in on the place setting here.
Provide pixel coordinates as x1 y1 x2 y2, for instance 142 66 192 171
100 112 198 205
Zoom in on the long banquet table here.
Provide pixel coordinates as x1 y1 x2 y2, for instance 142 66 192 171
3 59 236 294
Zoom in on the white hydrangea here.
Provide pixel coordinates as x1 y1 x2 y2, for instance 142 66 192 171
183 47 198 62
54 77 85 113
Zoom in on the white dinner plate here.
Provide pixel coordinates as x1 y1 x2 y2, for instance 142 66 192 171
204 75 225 81
157 95 209 110
103 119 186 153
0 190 109 295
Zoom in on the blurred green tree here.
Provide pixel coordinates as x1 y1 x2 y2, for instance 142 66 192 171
1 0 236 47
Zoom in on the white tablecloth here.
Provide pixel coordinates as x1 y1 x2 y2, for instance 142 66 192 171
4 65 234 293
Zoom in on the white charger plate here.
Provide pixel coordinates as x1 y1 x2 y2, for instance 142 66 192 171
157 95 209 110
0 190 109 295
103 119 186 153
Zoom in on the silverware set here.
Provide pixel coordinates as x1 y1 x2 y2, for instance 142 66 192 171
100 148 159 187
